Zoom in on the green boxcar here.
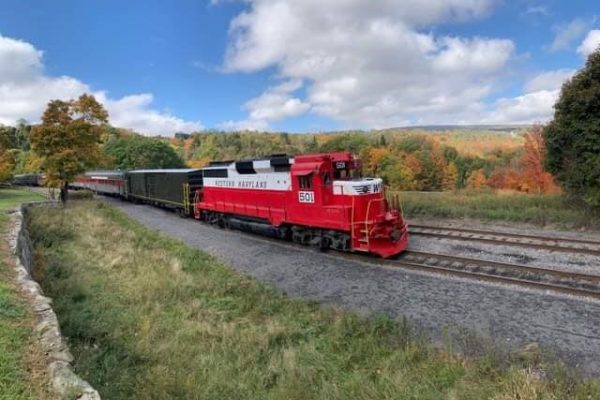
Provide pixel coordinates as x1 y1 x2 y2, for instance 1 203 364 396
126 169 203 216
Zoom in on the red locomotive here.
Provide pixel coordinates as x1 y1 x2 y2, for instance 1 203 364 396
195 152 408 258
71 152 409 258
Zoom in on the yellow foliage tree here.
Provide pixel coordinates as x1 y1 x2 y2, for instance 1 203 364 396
466 168 487 190
365 147 391 174
0 150 16 182
441 162 458 191
30 94 108 203
0 129 16 182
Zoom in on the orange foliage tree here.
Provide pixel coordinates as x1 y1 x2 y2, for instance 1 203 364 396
519 126 559 193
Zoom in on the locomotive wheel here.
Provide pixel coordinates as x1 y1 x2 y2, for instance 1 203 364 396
319 236 330 251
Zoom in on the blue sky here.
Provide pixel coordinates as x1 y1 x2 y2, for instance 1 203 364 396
0 0 598 135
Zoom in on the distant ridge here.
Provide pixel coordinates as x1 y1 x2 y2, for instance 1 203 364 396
383 124 531 133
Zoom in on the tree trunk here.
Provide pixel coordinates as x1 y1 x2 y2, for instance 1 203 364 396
60 182 68 205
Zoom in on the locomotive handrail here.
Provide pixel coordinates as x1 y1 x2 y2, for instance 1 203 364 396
193 189 199 215
364 197 385 244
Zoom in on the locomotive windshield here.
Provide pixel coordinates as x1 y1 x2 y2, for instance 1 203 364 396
333 158 362 180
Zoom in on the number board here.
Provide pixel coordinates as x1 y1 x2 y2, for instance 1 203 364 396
335 161 346 169
298 191 315 203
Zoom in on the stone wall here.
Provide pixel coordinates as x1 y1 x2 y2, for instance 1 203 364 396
8 202 101 400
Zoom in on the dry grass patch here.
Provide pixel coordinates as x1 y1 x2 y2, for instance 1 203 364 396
28 201 600 399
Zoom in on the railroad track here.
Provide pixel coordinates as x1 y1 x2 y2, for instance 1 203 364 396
105 197 600 300
376 251 600 300
409 224 600 256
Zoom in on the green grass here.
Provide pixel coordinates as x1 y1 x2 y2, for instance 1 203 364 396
0 188 45 210
397 190 599 228
28 200 600 399
0 188 47 399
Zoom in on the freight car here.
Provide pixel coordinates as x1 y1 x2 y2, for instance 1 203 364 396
126 169 203 216
196 152 408 258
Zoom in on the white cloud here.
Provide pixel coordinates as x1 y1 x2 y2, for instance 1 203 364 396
99 94 203 136
484 90 558 124
523 69 574 92
549 18 589 52
577 29 600 57
0 34 202 136
218 118 270 132
526 6 548 16
219 80 310 131
483 69 574 124
220 0 518 128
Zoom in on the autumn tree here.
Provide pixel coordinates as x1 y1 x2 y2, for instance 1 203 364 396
30 94 108 203
520 126 558 193
544 48 600 206
0 133 15 183
365 147 391 174
466 169 486 190
441 162 458 191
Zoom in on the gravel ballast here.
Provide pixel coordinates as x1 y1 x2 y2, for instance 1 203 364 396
103 198 600 376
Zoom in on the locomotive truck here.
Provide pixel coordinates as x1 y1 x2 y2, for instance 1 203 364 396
70 151 409 258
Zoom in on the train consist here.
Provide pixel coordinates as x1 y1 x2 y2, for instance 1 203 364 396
13 174 43 186
71 151 409 257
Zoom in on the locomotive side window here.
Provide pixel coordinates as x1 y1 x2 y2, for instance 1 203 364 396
322 172 331 185
299 174 313 189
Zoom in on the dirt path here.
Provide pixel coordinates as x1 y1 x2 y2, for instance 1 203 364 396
103 197 600 376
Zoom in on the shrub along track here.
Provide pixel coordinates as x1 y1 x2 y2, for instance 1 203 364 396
409 224 600 256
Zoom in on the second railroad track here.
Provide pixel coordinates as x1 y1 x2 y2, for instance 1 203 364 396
381 251 600 300
409 224 600 256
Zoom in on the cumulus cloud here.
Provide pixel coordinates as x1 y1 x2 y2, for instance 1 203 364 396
549 18 589 52
219 79 310 131
523 69 575 92
219 0 522 128
483 69 574 124
0 34 202 136
577 30 600 57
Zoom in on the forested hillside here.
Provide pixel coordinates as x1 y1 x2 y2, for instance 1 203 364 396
1 122 558 193
168 127 557 193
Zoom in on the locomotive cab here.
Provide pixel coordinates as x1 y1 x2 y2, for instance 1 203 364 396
290 152 408 258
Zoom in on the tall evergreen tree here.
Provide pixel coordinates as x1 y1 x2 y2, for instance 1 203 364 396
544 48 600 206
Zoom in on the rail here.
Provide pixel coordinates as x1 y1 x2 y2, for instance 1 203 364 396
409 224 600 256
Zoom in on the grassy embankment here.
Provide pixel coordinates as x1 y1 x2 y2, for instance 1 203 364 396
398 190 599 228
29 200 600 399
0 188 47 400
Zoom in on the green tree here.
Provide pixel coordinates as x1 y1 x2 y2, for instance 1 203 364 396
15 119 31 150
30 94 108 203
104 135 185 170
544 48 600 206
320 133 370 153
